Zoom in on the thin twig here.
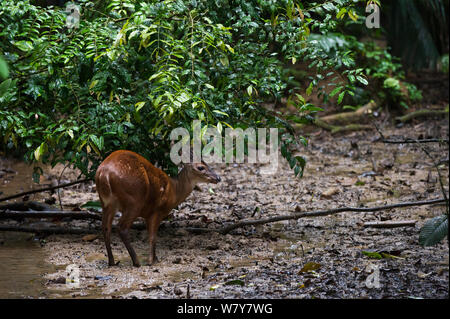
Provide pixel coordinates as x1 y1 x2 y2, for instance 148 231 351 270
381 138 449 144
57 164 69 210
416 143 449 215
363 220 417 228
373 123 449 214
373 122 386 140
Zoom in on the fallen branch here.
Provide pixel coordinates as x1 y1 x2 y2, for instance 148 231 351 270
217 198 448 234
395 107 449 123
1 199 447 236
0 221 146 234
0 210 102 221
0 178 91 202
0 225 99 235
0 201 57 211
380 138 449 144
363 220 417 228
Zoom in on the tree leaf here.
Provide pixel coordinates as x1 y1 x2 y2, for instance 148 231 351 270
337 91 346 104
0 57 9 79
80 201 102 212
306 82 313 96
295 93 305 104
247 85 253 96
224 279 244 286
34 142 46 161
0 79 12 96
362 251 383 259
14 40 34 52
135 101 146 111
329 86 343 97
336 8 347 19
356 75 368 86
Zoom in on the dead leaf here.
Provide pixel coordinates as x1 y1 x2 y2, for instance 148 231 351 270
339 177 357 186
299 261 321 274
417 271 432 279
321 187 339 198
82 234 99 242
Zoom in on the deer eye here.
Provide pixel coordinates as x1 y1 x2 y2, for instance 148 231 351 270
197 166 205 171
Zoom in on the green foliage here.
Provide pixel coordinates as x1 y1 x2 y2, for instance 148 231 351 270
303 26 422 109
419 215 448 247
0 56 9 80
0 0 425 179
80 200 102 212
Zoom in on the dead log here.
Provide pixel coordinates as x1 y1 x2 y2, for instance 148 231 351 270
319 100 378 126
295 100 377 134
395 107 449 123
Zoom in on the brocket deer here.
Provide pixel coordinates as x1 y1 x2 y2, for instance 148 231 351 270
95 150 221 267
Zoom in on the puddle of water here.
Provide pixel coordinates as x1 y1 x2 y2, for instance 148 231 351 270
0 157 43 200
0 232 56 298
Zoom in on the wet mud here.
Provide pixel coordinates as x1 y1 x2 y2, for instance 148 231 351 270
0 118 448 298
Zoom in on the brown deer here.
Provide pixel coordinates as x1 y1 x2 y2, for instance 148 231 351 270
95 150 220 267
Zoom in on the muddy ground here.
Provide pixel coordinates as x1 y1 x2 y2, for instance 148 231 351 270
0 116 449 299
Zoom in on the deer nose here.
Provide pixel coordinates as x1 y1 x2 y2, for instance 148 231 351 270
211 173 221 183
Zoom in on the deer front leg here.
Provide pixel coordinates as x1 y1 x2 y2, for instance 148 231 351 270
145 213 163 265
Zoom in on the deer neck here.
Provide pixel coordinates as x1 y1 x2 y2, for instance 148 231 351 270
170 167 196 207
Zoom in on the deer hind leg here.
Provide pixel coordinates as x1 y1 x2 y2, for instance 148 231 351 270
118 213 141 267
101 204 116 266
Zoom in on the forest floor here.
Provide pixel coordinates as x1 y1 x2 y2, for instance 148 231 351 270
1 112 448 299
